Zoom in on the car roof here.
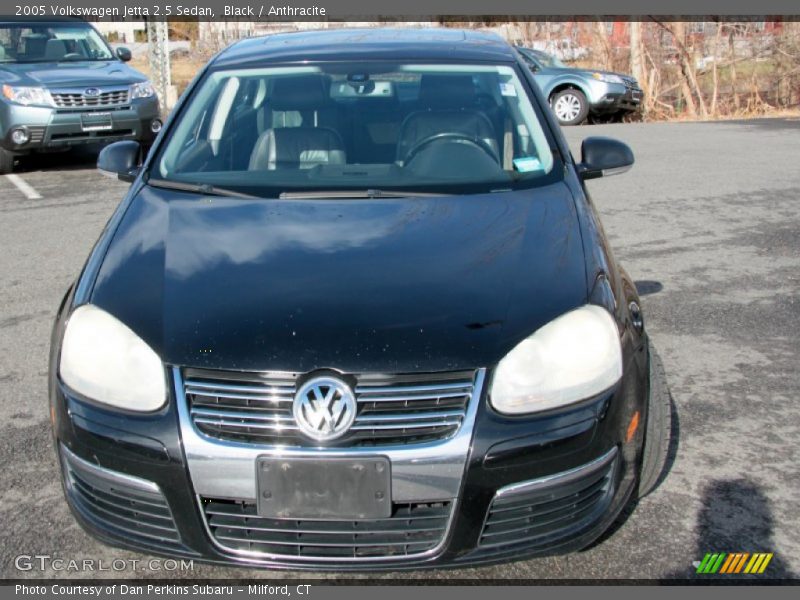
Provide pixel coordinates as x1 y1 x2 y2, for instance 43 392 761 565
0 16 90 25
213 28 517 67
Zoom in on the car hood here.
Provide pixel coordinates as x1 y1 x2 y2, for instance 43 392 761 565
0 61 146 87
90 183 588 373
541 67 633 80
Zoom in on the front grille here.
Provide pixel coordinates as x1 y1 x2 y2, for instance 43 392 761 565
60 446 184 552
51 89 130 108
476 447 618 554
183 368 476 447
202 497 452 560
50 129 134 141
622 77 641 91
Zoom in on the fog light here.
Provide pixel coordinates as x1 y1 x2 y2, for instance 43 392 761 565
150 119 162 133
11 128 29 145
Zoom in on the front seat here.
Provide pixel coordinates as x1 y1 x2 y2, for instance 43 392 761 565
248 75 346 170
44 39 67 61
396 75 499 165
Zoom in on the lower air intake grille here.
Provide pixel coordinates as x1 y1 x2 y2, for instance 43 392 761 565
28 126 45 144
60 445 184 552
202 498 453 560
477 447 618 554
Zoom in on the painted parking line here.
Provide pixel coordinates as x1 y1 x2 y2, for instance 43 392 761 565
5 173 43 199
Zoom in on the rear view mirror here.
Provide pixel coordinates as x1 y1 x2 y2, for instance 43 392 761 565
577 137 634 180
98 141 141 183
116 47 132 62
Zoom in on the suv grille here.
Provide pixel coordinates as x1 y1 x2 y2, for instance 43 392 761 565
183 368 476 447
51 89 130 108
202 498 452 560
622 76 641 91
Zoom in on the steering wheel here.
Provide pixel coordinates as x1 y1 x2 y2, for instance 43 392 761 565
403 132 500 167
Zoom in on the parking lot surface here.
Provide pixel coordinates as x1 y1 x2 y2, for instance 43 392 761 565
1 119 798 580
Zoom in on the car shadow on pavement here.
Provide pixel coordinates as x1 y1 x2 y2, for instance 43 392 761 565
662 479 796 580
635 280 664 296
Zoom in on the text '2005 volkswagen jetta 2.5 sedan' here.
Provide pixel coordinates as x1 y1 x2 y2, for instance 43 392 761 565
50 29 670 570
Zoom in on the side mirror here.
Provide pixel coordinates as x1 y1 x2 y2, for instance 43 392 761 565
577 136 634 180
98 141 141 182
524 59 539 72
115 46 132 62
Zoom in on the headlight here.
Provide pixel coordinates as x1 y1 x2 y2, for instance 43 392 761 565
2 84 52 106
59 305 166 412
490 305 622 415
130 81 156 99
592 72 625 84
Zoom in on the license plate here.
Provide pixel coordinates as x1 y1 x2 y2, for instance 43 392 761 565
80 112 113 131
256 456 391 519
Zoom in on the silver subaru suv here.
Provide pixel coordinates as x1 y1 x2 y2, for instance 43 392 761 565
0 18 161 174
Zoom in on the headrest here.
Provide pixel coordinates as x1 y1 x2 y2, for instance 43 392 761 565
418 75 477 108
269 75 328 111
44 39 67 61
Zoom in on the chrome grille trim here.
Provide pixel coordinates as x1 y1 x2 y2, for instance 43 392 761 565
51 87 130 108
477 447 618 551
174 367 486 503
183 369 475 447
199 497 456 562
60 444 184 551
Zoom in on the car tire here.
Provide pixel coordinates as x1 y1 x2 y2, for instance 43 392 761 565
550 88 589 126
0 147 15 175
637 345 672 498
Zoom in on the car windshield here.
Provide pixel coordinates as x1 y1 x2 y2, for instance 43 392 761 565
0 23 114 63
152 62 557 197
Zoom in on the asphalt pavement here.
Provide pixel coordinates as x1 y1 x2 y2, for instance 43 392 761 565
1 118 798 580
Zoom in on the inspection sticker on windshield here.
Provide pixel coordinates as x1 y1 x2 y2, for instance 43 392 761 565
513 157 543 172
499 82 517 96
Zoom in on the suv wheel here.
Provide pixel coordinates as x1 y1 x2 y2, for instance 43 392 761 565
550 88 589 126
0 147 15 175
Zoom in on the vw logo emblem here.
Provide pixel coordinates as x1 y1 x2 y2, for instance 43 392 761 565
293 376 356 441
84 88 101 97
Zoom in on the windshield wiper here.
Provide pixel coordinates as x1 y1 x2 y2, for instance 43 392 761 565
278 189 450 200
147 178 261 199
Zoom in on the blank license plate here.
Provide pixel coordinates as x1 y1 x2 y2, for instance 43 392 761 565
256 456 391 519
80 112 113 131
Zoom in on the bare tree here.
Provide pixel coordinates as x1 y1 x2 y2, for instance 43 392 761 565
592 21 612 70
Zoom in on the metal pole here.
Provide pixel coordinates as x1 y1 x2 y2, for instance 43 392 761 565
146 20 171 112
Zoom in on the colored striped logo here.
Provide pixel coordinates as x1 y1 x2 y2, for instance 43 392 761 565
696 552 773 574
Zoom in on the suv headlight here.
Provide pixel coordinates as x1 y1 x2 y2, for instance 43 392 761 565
59 305 166 412
490 305 622 415
2 84 52 107
592 72 625 85
130 81 156 99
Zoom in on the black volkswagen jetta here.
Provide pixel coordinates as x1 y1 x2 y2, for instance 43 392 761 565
49 28 669 569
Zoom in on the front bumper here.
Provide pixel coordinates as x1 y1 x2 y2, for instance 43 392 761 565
51 351 647 570
0 97 160 154
585 81 643 114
